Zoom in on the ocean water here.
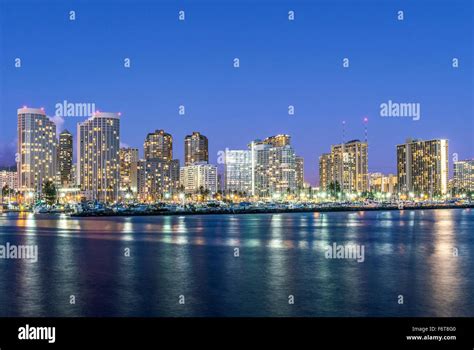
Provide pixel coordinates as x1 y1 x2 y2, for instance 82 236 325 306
0 209 473 317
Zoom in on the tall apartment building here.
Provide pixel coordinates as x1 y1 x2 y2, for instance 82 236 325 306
397 138 448 196
58 130 73 187
17 107 57 195
136 160 147 201
295 156 304 189
119 148 139 195
77 112 120 202
319 153 332 191
184 132 208 166
453 159 474 193
224 149 252 194
319 140 368 193
144 129 173 161
249 140 297 197
140 129 180 201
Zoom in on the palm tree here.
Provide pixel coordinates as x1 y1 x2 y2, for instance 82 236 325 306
2 184 9 198
42 180 57 206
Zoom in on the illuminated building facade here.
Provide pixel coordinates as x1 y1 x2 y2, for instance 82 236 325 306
77 112 120 202
0 170 18 191
138 159 180 201
369 173 398 194
119 148 139 196
249 139 297 197
263 134 291 147
180 162 217 195
397 139 448 196
295 156 304 189
58 130 73 188
224 149 252 194
144 130 173 161
329 140 369 193
453 159 474 193
319 153 332 191
17 107 57 195
184 132 208 166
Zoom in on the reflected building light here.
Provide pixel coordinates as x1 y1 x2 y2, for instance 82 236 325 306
122 221 134 234
246 239 261 248
298 241 309 249
122 234 133 241
225 238 240 246
193 237 205 246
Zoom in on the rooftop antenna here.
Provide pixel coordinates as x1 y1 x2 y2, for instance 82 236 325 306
342 120 346 144
363 117 369 190
363 117 368 143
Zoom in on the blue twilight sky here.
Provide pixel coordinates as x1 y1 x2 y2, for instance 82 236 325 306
0 0 473 185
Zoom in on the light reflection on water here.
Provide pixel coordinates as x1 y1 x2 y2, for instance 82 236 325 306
0 209 473 316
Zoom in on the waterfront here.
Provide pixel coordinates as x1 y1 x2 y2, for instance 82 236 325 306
0 209 473 317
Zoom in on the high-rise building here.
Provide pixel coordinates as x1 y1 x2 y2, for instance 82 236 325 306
397 138 448 196
249 141 270 197
136 159 147 201
77 112 120 202
264 134 291 147
184 132 208 166
141 130 180 200
180 162 217 195
268 144 297 195
224 149 252 195
453 159 474 193
249 139 297 197
17 107 57 195
319 153 332 190
144 130 173 161
320 140 368 193
119 148 139 196
295 156 304 189
58 130 73 187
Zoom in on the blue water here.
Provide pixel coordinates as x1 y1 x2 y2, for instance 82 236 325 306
0 209 473 316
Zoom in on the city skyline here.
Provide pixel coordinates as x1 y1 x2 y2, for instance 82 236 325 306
3 105 473 190
1 0 472 185
4 104 472 205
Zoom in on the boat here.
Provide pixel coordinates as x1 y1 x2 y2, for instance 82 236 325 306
33 205 49 214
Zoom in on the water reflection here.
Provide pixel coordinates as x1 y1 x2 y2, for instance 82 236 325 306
0 209 472 316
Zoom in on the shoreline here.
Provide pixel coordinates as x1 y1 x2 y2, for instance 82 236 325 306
65 203 473 217
2 204 472 218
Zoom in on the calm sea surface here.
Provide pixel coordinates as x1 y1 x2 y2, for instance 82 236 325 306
0 209 473 317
